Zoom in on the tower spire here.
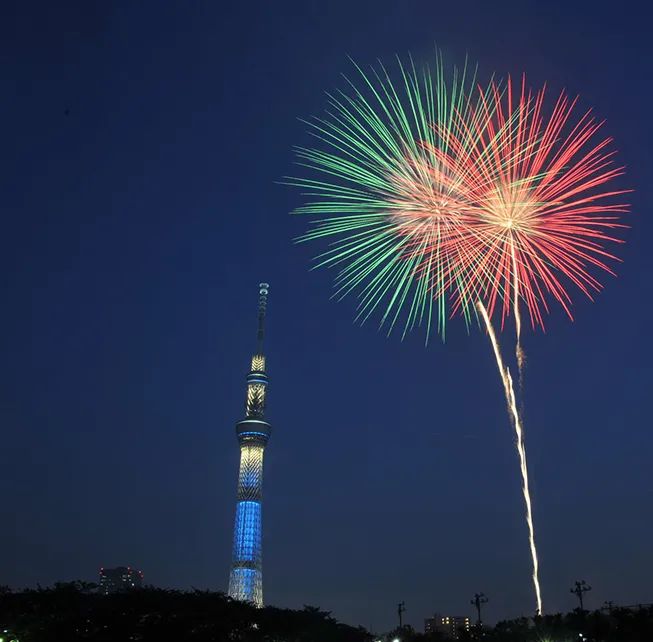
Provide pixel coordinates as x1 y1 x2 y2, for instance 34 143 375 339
256 283 269 354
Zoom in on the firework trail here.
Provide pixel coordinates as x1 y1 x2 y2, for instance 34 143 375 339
421 75 628 612
510 240 526 383
290 55 628 615
477 300 541 613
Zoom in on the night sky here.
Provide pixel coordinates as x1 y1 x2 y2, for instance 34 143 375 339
1 0 652 632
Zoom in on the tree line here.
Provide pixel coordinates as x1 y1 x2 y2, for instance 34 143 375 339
1 583 652 641
0 583 369 642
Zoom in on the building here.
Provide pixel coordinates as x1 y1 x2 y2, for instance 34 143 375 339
99 567 143 594
425 614 471 639
227 283 272 607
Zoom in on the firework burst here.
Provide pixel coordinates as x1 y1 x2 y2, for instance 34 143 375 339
424 75 629 331
290 55 629 616
289 54 491 340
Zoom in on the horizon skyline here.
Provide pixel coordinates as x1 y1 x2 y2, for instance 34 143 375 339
4 571 643 630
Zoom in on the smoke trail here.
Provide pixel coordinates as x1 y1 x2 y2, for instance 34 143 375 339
477 300 543 615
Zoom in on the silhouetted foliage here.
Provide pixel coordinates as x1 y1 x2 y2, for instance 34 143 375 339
478 606 653 642
1 585 652 641
0 583 372 642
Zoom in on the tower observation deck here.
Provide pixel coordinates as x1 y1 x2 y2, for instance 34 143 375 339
227 283 271 606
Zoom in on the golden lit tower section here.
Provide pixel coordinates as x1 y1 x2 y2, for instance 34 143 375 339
227 283 271 606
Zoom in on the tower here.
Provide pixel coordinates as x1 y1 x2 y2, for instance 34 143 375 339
227 283 271 606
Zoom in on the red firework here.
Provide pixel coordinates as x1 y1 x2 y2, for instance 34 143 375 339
422 76 629 330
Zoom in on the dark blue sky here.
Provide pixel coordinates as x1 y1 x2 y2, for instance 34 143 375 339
1 0 651 632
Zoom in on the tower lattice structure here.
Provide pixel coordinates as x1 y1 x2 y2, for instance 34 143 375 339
227 283 271 606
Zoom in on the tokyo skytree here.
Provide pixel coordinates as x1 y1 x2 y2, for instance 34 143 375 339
227 283 271 606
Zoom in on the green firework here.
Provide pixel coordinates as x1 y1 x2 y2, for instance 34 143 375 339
288 52 491 342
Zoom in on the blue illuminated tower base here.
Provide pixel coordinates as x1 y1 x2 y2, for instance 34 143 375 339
228 284 271 607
